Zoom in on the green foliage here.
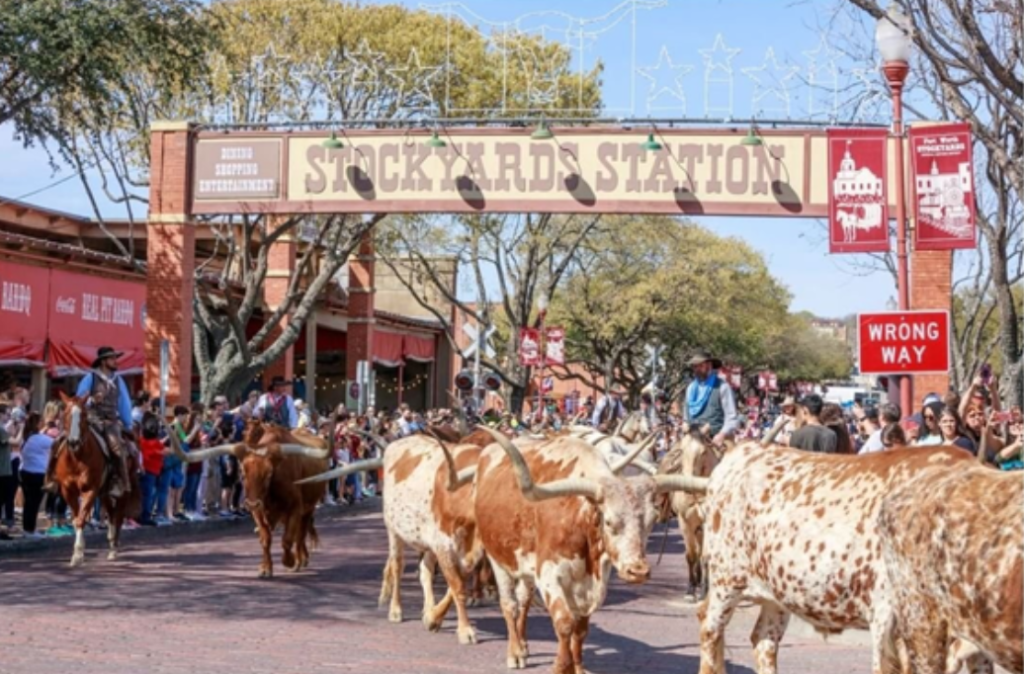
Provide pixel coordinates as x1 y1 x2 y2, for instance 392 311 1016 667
1 0 211 147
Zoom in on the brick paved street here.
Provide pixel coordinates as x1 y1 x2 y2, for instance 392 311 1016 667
0 501 876 674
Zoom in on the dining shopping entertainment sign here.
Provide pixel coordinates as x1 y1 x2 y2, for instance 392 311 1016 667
857 311 950 375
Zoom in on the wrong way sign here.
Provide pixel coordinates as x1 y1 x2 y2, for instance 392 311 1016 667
857 310 950 375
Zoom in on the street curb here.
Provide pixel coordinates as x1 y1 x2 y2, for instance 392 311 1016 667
0 498 381 559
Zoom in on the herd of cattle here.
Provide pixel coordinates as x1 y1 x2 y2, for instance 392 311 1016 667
83 409 1021 674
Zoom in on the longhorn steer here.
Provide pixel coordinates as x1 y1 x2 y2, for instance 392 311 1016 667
698 443 976 674
878 464 1023 674
172 431 332 578
474 427 704 674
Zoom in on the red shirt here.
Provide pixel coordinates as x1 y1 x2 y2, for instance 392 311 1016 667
139 438 165 476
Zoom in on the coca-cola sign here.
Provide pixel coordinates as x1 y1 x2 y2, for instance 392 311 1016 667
55 296 76 315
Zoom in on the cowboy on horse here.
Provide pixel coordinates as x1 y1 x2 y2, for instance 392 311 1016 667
681 350 740 447
45 346 134 497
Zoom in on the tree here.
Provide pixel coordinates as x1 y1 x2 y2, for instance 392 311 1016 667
767 314 854 383
837 0 1023 405
545 217 796 402
26 0 600 402
378 212 604 414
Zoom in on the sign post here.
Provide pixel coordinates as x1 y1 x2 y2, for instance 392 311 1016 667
159 339 169 419
857 311 950 375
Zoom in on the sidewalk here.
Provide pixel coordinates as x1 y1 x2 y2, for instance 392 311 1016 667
0 497 379 559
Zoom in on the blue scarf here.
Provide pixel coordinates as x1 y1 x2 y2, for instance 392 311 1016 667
687 371 718 419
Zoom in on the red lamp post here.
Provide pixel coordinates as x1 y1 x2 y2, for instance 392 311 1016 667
876 2 914 418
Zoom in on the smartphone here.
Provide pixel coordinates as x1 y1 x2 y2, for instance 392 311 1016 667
993 411 1013 423
980 363 992 383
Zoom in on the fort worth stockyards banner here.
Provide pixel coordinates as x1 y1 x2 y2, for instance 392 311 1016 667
909 122 976 251
827 128 890 254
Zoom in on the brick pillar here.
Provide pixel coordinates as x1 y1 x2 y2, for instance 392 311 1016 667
910 249 953 405
346 232 375 383
146 121 196 408
263 221 296 389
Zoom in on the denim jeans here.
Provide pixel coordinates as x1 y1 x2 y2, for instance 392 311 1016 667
139 472 158 523
156 467 172 517
183 472 201 512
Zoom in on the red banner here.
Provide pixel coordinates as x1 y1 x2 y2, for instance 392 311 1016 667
0 261 50 364
518 328 541 366
47 271 146 375
544 326 565 366
858 311 950 375
910 122 976 250
828 128 890 253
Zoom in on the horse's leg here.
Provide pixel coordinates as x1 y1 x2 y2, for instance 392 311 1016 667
72 490 98 567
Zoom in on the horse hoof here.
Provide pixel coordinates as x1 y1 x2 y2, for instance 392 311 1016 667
684 593 697 603
506 655 527 669
70 555 85 568
389 608 403 624
257 568 272 579
107 551 118 561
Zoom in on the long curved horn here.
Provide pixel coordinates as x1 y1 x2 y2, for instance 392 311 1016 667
653 474 709 494
476 425 602 502
760 415 787 447
424 429 476 491
278 444 330 459
631 458 658 476
294 457 385 485
176 442 243 463
610 431 662 475
613 415 627 437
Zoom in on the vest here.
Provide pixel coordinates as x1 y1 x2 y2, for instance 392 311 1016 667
264 394 290 427
688 379 725 435
90 371 122 423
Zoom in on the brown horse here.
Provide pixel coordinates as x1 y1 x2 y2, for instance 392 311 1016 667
53 393 140 567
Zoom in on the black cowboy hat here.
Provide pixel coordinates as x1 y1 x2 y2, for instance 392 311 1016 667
92 346 124 368
267 376 288 392
686 349 722 369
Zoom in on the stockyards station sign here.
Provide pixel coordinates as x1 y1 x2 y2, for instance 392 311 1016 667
190 128 909 217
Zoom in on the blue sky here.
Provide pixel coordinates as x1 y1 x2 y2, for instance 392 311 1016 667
0 0 899 318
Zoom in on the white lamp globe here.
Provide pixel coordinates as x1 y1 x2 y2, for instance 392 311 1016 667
875 3 913 63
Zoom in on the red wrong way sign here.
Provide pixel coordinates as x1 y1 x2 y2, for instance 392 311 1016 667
858 311 950 375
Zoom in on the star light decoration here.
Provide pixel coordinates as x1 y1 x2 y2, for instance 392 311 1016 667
741 47 799 118
802 35 840 120
511 31 565 108
637 46 694 113
849 63 890 123
698 34 741 118
385 47 444 112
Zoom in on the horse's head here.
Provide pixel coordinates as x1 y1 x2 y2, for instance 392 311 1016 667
58 391 88 450
653 428 720 519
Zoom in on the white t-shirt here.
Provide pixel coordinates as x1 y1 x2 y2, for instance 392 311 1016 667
859 429 885 454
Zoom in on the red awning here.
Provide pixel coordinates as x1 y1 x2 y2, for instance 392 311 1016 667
0 260 50 366
46 270 146 376
403 334 435 363
296 325 347 352
373 330 404 368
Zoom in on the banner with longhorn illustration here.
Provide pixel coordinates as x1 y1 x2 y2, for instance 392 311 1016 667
827 128 890 254
909 122 976 250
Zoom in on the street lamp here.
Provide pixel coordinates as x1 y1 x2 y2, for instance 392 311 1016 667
886 296 897 311
876 1 914 417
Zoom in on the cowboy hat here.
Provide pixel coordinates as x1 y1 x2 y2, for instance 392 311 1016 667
780 395 797 409
686 349 722 369
267 376 288 392
92 346 124 368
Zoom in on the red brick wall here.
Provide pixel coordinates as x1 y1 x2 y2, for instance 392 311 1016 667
910 249 953 404
145 124 195 407
263 223 296 387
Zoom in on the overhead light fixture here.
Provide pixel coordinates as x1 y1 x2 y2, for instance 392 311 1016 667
741 125 763 147
322 130 344 149
531 119 553 140
426 129 447 148
641 132 663 151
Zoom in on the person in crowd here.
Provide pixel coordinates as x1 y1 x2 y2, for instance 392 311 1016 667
395 403 414 437
680 350 740 447
217 410 242 519
0 405 14 539
295 399 312 429
131 391 152 431
913 400 946 447
19 412 51 538
859 403 901 454
853 404 880 453
138 411 171 527
255 376 297 428
39 401 72 535
902 418 921 444
173 404 205 522
994 416 1023 471
773 396 799 446
881 422 908 450
821 402 854 454
936 407 976 454
788 394 837 453
592 384 627 432
962 403 1004 463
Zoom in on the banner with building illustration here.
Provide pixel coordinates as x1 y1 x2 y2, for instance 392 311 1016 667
827 128 890 254
910 123 976 250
